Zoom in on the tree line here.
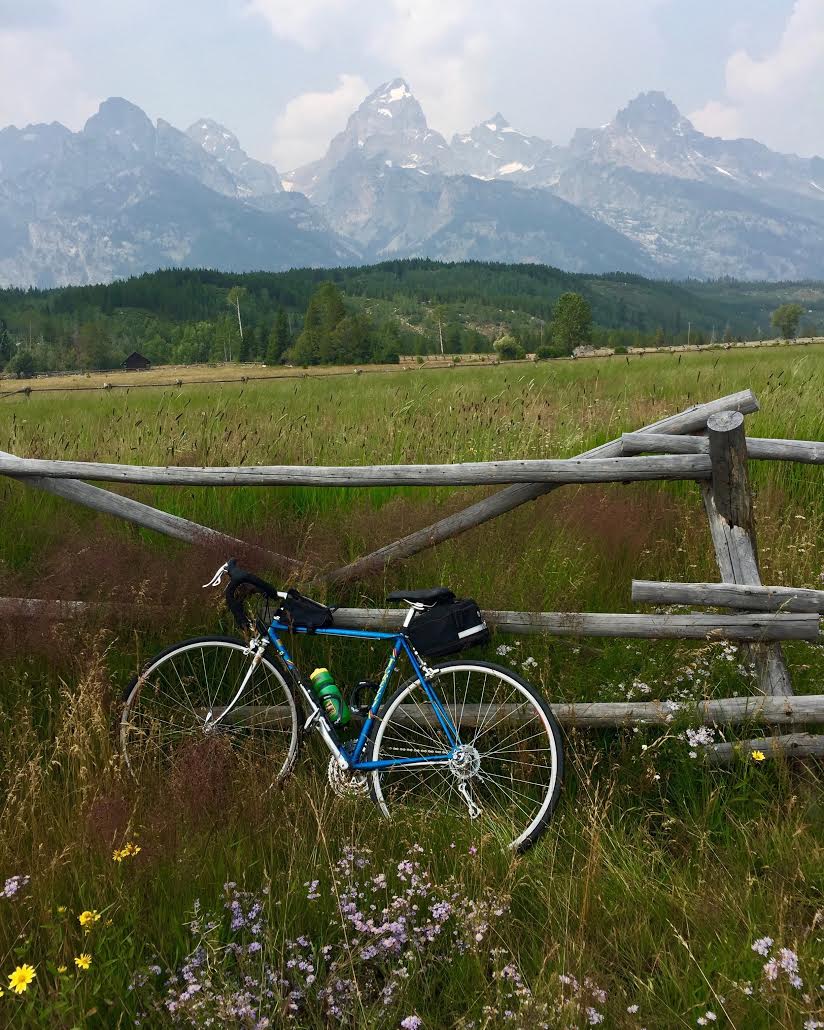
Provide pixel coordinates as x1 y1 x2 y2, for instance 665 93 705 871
0 261 821 376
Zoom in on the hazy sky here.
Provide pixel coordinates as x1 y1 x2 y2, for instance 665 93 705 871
1 0 821 171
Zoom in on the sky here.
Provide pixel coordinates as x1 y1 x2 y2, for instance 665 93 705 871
0 0 821 171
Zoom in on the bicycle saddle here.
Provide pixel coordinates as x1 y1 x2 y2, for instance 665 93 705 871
386 587 455 604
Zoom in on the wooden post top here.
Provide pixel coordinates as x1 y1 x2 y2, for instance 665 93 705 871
706 410 745 434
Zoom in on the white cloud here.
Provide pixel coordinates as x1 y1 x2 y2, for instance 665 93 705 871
0 28 96 128
272 73 369 169
245 0 350 48
690 0 824 154
264 0 669 169
368 0 493 142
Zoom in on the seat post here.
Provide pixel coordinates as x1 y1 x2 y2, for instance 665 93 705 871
402 603 423 628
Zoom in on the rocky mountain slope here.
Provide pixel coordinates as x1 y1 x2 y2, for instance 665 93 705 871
1 84 823 286
0 98 354 287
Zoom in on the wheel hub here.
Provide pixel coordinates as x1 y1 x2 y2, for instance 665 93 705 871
448 744 481 780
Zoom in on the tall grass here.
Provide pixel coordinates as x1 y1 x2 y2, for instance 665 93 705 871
0 348 822 1026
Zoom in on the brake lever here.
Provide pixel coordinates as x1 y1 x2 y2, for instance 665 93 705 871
203 561 230 589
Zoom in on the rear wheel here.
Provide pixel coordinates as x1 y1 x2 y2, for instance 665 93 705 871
368 660 563 851
120 636 300 785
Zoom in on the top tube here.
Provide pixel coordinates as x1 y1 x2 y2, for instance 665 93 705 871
268 619 401 642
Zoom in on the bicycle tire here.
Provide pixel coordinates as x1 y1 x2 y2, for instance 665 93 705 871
121 635 300 785
368 660 563 851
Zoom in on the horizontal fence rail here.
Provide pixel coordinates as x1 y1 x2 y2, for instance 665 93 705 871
0 453 712 487
706 733 824 765
2 597 819 642
203 694 824 730
622 432 824 464
633 580 824 614
331 607 820 642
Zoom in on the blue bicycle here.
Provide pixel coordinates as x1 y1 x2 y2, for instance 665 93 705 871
121 560 563 850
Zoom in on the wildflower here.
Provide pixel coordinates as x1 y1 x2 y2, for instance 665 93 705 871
78 910 100 930
1 874 30 899
627 1004 639 1014
8 964 36 994
685 726 715 748
57 905 66 914
401 1018 422 1030
113 841 142 862
752 936 774 956
74 954 92 971
468 845 478 856
778 947 799 974
751 750 766 762
57 965 67 974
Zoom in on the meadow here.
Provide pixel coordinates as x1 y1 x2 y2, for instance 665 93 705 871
0 347 822 1027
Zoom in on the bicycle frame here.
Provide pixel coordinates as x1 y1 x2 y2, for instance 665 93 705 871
265 619 462 771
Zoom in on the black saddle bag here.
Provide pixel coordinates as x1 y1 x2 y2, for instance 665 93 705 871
405 598 490 659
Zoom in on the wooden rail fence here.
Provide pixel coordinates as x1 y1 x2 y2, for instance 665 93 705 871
2 387 822 763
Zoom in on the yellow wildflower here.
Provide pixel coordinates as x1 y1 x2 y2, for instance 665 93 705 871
57 965 67 974
751 750 766 762
78 910 100 930
74 954 92 971
112 841 142 863
57 905 66 914
8 964 36 994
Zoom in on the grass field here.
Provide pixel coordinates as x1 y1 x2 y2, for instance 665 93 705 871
0 347 822 1027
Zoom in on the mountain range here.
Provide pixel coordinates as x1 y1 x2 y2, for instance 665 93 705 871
1 80 823 288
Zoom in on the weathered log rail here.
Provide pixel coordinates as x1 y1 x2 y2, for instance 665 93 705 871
189 694 824 731
2 386 823 760
622 432 824 464
3 596 818 642
632 580 824 614
0 453 712 487
331 607 820 642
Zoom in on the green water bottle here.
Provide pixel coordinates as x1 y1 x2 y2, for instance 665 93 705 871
310 668 352 726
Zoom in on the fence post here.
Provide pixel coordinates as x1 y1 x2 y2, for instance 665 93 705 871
703 411 793 696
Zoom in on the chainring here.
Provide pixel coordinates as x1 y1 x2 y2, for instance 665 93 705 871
327 756 370 798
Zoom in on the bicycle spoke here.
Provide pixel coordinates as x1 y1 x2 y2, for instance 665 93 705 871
371 662 561 850
122 641 299 786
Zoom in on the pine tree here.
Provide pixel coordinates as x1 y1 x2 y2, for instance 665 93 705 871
266 309 290 364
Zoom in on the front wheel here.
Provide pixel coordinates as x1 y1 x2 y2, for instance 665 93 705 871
121 636 300 786
368 660 563 851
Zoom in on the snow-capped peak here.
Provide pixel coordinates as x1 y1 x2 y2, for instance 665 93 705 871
372 78 414 106
482 113 511 133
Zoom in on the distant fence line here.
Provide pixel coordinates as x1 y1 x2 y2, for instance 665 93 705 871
3 335 823 398
1 386 823 763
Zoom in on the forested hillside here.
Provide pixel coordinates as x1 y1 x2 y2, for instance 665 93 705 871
1 260 823 373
